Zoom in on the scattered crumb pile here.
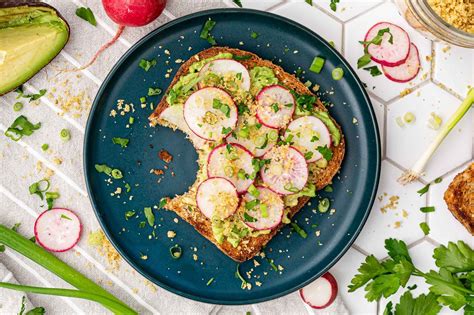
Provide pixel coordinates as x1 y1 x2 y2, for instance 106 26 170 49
88 229 121 269
427 0 473 33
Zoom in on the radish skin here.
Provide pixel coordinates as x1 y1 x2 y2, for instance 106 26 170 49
365 22 410 67
299 272 338 309
382 43 420 83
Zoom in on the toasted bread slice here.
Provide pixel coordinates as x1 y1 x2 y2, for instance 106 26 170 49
149 47 345 261
444 163 474 235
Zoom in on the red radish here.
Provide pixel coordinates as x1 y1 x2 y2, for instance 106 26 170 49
74 0 167 71
365 22 410 67
34 208 82 252
260 146 308 195
285 116 332 163
183 87 238 141
196 177 239 220
256 85 295 129
242 186 284 230
199 59 251 91
207 143 255 194
159 105 207 148
383 43 421 83
299 272 338 309
226 117 277 157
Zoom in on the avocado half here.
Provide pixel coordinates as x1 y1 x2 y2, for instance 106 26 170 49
0 2 69 95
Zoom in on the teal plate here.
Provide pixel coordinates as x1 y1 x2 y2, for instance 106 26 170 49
84 9 380 305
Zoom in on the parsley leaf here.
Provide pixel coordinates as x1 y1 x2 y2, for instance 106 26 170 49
433 241 474 273
425 268 468 310
317 145 333 161
365 274 401 301
385 238 412 263
348 255 386 292
112 137 129 148
75 7 96 26
395 291 442 315
364 66 383 77
139 59 157 72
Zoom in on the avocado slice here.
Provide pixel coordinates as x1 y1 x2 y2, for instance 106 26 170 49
0 2 69 95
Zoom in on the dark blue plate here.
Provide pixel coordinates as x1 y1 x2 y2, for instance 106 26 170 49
84 9 380 305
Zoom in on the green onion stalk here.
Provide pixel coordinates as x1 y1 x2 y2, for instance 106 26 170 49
0 225 137 314
398 88 474 184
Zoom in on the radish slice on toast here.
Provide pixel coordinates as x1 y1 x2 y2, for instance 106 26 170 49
285 116 332 162
199 59 251 91
227 116 278 157
242 186 284 230
300 272 338 309
183 87 237 141
207 143 255 193
34 208 82 252
260 146 308 195
382 43 420 83
256 85 295 129
365 22 410 67
196 177 239 220
159 105 207 148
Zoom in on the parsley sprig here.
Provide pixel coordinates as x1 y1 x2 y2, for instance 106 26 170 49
349 239 474 313
357 27 393 70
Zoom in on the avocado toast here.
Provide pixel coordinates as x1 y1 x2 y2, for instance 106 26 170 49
149 47 345 262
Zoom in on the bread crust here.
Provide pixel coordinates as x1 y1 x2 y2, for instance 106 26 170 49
444 163 474 235
149 47 345 261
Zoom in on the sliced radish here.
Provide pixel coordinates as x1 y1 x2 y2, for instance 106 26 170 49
196 177 239 220
207 143 255 193
159 105 207 148
382 43 420 83
300 272 338 309
227 116 278 157
34 208 82 252
183 87 237 141
242 186 284 230
199 59 251 91
284 116 332 162
256 85 295 129
260 146 308 195
365 22 410 67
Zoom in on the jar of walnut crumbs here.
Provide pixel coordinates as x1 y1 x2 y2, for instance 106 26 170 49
394 0 474 48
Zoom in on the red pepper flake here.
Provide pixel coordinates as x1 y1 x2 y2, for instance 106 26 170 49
159 149 173 163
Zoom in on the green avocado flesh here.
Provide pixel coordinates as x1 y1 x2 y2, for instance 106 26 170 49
0 4 69 95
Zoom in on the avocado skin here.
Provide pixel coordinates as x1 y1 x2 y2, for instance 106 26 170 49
0 2 70 96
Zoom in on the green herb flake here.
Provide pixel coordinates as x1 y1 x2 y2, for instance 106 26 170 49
267 258 278 271
139 59 157 72
324 185 333 192
112 137 129 148
29 179 50 200
317 145 333 161
200 19 217 45
419 222 430 235
250 31 259 39
59 128 71 141
221 126 232 135
125 211 135 220
417 184 430 196
158 198 167 209
290 222 308 238
41 144 49 151
5 115 41 141
309 56 325 74
305 0 313 5
60 214 72 221
144 207 155 227
233 0 243 7
420 206 435 213
75 7 97 26
13 102 23 112
170 244 182 259
357 53 372 69
206 277 215 286
363 66 383 77
304 151 314 160
434 177 443 184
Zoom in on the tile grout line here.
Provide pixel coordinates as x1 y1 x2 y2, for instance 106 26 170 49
251 304 262 315
0 185 161 315
4 250 86 315
1 272 13 283
0 124 88 197
162 9 177 20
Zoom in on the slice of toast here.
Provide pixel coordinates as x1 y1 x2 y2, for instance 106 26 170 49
149 47 345 262
444 163 474 235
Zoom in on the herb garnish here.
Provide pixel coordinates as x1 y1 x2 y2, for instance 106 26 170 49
419 222 430 235
143 207 154 227
29 179 50 200
5 116 41 141
309 56 325 74
290 90 316 113
148 87 162 96
290 222 308 238
221 126 232 135
363 66 382 77
75 7 96 26
138 59 157 72
112 137 129 148
235 264 248 289
200 19 217 45
250 31 259 39
357 28 393 69
15 86 47 102
233 0 243 7
243 212 257 222
317 145 333 161
329 0 339 11
212 98 231 117
233 55 251 61
95 164 123 179
420 206 435 213
170 244 182 259
271 103 280 112
304 151 314 160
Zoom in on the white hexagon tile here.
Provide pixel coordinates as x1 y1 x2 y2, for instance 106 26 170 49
344 1 432 102
313 0 384 22
355 161 426 259
386 83 473 182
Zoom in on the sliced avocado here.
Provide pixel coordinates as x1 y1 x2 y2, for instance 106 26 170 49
0 2 69 95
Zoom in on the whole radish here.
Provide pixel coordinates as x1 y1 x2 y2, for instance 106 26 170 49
77 0 167 70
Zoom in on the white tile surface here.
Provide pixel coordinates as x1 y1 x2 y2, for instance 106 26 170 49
0 0 472 314
355 161 426 258
386 83 473 182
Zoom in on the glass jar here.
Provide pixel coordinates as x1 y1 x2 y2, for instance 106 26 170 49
394 0 474 48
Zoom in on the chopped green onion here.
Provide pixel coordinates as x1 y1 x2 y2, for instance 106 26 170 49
255 135 268 149
260 204 268 218
224 166 234 177
13 102 23 112
290 222 307 238
140 96 146 104
403 112 416 124
200 19 217 45
396 116 405 127
305 0 313 5
41 144 49 151
237 169 246 180
245 200 259 210
324 185 333 192
125 211 135 220
221 126 232 135
304 151 314 160
363 66 382 77
248 185 260 197
170 245 182 259
124 183 131 193
148 87 162 96
158 198 167 209
233 55 251 61
331 67 344 80
271 103 279 112
417 184 430 196
4 115 41 141
428 112 442 130
309 56 325 74
235 264 248 289
420 206 435 213
206 278 214 286
112 137 129 148
129 117 135 125
45 191 60 210
434 177 442 184
243 212 257 222
357 53 372 69
138 59 156 72
317 145 333 161
268 130 278 141
250 31 259 39
29 179 50 200
60 128 71 141
318 198 330 213
284 184 299 193
419 222 430 235
144 207 154 226
111 169 123 179
233 0 243 7
267 258 278 271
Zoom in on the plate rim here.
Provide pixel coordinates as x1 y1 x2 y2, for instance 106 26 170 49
83 8 381 305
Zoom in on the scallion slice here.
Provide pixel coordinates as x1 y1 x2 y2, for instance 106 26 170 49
170 245 182 259
309 56 325 74
318 198 330 213
331 67 344 80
